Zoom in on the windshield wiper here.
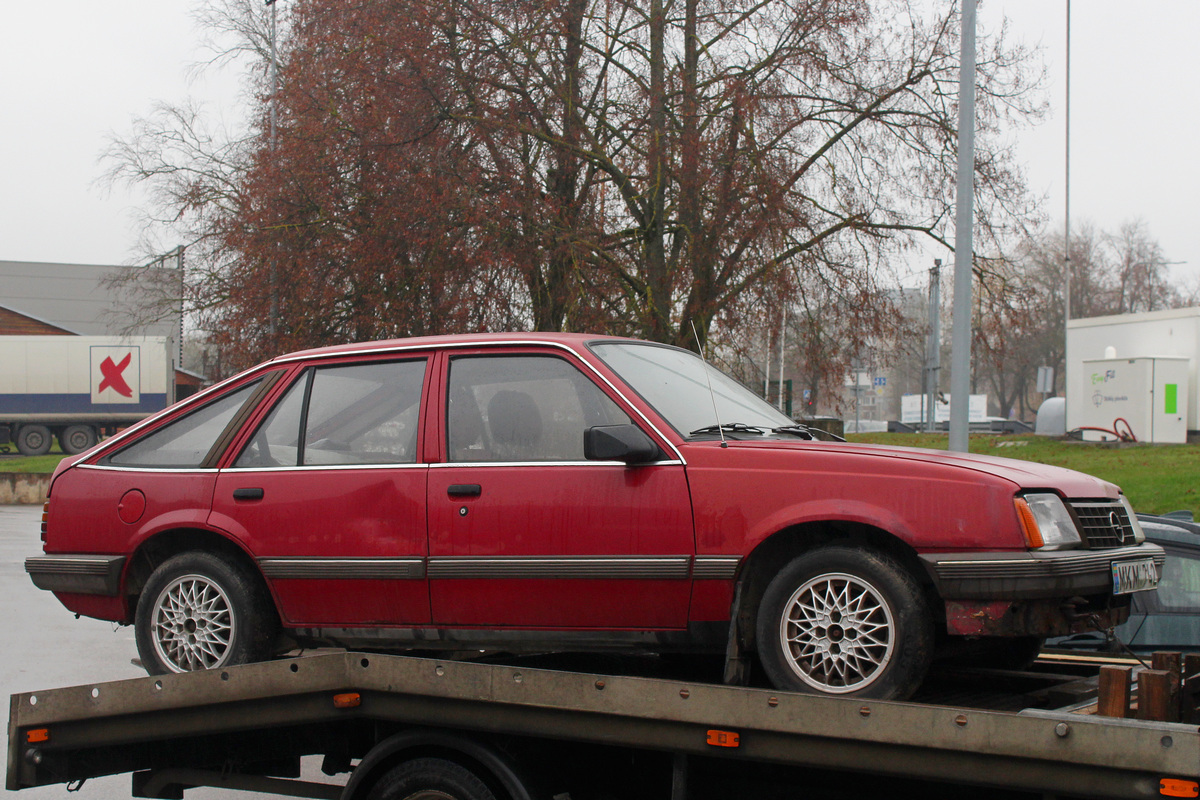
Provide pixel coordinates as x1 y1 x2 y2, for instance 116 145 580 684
688 422 766 437
772 424 845 442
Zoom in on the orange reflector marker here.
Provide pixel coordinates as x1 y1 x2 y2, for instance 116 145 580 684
1013 498 1043 549
333 692 361 709
706 729 740 748
26 729 49 744
1161 778 1200 798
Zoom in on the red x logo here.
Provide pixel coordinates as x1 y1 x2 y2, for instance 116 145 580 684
98 353 133 398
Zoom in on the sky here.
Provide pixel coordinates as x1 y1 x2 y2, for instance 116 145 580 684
2 1 1198 289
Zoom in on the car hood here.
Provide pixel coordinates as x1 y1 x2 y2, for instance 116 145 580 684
716 439 1120 499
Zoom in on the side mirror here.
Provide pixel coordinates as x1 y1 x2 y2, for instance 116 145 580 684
584 424 662 465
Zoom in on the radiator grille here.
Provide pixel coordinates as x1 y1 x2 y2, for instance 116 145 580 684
1070 501 1137 549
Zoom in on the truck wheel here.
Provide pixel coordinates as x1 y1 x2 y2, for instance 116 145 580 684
59 425 97 455
135 551 277 675
15 424 52 456
756 546 933 700
366 757 497 800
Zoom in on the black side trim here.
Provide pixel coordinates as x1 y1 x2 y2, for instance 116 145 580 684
26 555 126 595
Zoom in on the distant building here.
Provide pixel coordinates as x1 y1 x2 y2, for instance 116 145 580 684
0 259 205 397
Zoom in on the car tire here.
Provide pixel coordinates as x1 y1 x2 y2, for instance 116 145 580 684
366 757 497 800
58 425 97 455
135 551 278 675
15 424 52 456
756 546 933 700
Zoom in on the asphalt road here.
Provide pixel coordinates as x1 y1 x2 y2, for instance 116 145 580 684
2 505 335 799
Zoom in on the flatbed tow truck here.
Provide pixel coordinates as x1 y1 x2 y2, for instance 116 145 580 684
8 651 1200 800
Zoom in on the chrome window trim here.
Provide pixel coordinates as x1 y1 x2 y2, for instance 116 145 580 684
75 464 219 474
429 460 683 469
221 463 429 473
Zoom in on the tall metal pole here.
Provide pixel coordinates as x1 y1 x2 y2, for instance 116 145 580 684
777 306 787 413
1063 0 1071 407
948 0 977 453
926 260 942 433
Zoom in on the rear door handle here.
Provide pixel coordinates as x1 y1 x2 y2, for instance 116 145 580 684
447 484 482 498
233 487 265 501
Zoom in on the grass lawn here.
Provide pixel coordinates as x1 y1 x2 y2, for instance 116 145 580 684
3 434 1195 517
847 433 1199 517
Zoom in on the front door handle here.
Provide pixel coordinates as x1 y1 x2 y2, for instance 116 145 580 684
447 484 482 498
233 487 265 501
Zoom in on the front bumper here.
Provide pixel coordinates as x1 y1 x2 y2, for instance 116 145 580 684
25 555 126 596
919 543 1165 601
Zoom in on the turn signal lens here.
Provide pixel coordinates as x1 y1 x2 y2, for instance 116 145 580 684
1014 498 1042 549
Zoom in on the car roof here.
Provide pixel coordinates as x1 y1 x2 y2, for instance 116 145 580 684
269 332 642 364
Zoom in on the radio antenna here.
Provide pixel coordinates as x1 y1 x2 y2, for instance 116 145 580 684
691 321 726 447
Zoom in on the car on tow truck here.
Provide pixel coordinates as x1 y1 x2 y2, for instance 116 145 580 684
25 333 1164 700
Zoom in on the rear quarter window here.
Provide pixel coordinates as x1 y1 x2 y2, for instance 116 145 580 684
105 379 263 468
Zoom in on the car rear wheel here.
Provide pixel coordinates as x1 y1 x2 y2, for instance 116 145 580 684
756 546 933 700
365 757 497 800
135 551 277 675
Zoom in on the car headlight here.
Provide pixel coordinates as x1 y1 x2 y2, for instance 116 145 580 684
1119 495 1145 544
1014 493 1082 550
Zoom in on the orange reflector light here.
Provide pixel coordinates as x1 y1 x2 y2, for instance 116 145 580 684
1013 498 1043 549
26 729 49 744
1161 778 1200 798
333 693 361 709
706 729 740 748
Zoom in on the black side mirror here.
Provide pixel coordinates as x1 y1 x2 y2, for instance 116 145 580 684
584 424 662 465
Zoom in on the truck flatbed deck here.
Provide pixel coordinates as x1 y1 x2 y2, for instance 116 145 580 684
9 652 1200 799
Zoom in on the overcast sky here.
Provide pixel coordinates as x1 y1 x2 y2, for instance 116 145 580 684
2 1 1198 290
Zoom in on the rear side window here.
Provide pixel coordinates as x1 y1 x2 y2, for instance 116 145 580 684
107 380 262 468
234 359 426 467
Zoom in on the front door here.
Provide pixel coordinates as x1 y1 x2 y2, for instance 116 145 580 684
427 351 694 630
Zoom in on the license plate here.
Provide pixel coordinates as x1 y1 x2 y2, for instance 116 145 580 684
1112 558 1159 595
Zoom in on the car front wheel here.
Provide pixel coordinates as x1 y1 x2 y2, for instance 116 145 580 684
135 551 277 675
756 546 933 700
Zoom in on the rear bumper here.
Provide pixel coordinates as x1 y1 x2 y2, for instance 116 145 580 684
25 555 126 596
919 543 1165 600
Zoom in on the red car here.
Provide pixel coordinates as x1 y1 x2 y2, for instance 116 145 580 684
26 333 1163 699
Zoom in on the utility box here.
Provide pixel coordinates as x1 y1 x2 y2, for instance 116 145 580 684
1077 356 1189 443
1067 307 1200 435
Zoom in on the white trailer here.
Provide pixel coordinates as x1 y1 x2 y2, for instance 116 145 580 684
1066 307 1200 439
0 335 174 455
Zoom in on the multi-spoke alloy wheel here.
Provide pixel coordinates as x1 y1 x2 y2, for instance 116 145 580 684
151 574 236 672
135 551 278 675
779 572 894 693
756 546 933 701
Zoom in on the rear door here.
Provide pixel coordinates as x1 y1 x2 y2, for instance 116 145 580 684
209 356 432 627
427 348 694 630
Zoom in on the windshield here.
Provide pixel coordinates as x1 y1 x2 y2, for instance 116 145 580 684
589 341 794 436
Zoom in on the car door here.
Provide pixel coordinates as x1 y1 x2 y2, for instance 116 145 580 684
427 349 694 630
209 356 432 627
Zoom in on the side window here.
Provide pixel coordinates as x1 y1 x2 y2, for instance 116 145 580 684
448 355 630 462
108 380 262 468
1151 548 1200 612
234 360 426 467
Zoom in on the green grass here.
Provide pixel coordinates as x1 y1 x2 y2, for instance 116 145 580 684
847 433 1200 517
0 453 67 473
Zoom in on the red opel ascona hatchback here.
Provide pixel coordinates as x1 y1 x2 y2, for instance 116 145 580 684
27 333 1163 700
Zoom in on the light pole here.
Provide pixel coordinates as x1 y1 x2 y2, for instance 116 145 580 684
948 0 977 453
266 0 280 341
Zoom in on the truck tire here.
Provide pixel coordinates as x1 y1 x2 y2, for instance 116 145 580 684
135 551 278 675
756 546 933 701
58 425 97 455
365 757 497 800
15 424 52 456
